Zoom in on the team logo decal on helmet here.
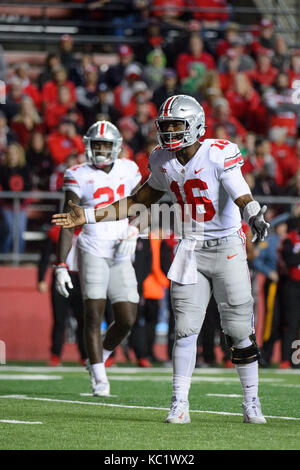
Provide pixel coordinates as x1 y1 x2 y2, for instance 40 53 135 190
83 121 123 168
155 95 206 151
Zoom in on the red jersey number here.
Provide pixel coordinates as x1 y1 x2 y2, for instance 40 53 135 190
93 184 125 209
170 179 215 222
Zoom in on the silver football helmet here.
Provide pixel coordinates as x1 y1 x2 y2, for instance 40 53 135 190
83 121 123 168
155 95 206 151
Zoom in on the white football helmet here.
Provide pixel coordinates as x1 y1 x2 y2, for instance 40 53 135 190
155 95 206 151
83 121 123 168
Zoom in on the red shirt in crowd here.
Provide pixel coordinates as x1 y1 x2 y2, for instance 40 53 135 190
10 121 45 149
135 151 150 184
42 80 76 106
271 142 299 186
47 131 85 166
247 64 278 88
188 0 229 23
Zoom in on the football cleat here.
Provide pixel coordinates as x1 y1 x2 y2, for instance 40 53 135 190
93 381 110 397
242 397 266 424
165 398 191 424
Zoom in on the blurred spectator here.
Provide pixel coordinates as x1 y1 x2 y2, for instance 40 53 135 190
205 97 247 141
251 18 276 54
0 81 23 122
152 68 181 109
9 62 42 110
44 85 75 131
144 48 167 90
225 72 266 133
269 126 298 187
197 69 223 117
87 83 119 130
113 63 144 114
287 49 300 88
0 44 7 82
42 65 76 108
248 48 278 95
118 116 144 155
122 80 157 119
280 214 300 368
58 34 78 72
264 72 298 140
217 39 255 75
38 53 61 90
0 143 32 253
216 22 240 58
271 36 290 73
242 137 279 195
47 118 85 167
188 0 229 26
104 44 135 89
133 100 156 143
26 131 53 190
176 34 215 82
135 137 157 183
0 111 18 160
75 65 99 119
252 219 288 367
69 53 95 87
11 96 45 149
134 20 166 64
151 0 185 24
181 62 206 95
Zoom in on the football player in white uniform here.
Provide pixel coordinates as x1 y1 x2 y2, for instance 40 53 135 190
52 96 269 423
54 120 141 396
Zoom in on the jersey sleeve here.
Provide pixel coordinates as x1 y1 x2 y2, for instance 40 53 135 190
147 149 166 192
209 140 250 201
62 167 82 199
127 160 142 192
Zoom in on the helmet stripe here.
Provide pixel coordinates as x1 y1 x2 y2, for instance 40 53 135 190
163 96 176 116
99 122 105 137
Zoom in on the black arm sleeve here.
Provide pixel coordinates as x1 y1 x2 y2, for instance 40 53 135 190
38 237 55 282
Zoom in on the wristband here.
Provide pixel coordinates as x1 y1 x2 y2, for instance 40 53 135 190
242 200 261 224
53 263 68 270
84 208 96 224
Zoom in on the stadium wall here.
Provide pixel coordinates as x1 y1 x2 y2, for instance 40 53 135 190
0 267 280 364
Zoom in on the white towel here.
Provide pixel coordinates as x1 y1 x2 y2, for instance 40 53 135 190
66 235 79 272
167 238 198 284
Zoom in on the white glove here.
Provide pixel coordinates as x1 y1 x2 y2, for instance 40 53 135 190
54 264 73 298
117 225 139 257
250 205 270 243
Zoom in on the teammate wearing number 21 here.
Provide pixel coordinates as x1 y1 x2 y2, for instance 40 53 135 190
53 96 270 424
54 121 141 397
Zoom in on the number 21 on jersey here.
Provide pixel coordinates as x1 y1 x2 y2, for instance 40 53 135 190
93 184 125 209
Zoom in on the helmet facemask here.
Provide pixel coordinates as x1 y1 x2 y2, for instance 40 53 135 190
84 137 122 168
155 116 204 151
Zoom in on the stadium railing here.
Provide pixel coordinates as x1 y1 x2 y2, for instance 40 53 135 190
0 2 299 47
0 191 299 265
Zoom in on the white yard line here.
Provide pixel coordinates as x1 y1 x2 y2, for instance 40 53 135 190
206 394 243 398
0 419 43 425
0 394 299 422
0 375 61 380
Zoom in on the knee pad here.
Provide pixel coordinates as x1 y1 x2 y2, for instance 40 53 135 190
225 333 260 365
219 298 254 340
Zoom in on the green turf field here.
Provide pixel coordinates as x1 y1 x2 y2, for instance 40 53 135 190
0 364 299 450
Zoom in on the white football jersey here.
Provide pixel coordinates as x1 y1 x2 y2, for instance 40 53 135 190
148 139 251 240
63 159 141 258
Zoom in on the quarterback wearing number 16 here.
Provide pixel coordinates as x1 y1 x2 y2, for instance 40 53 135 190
53 95 270 424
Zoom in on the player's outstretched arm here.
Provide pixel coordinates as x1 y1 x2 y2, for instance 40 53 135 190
52 181 164 229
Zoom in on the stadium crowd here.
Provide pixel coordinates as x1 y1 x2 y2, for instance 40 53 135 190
0 0 299 368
